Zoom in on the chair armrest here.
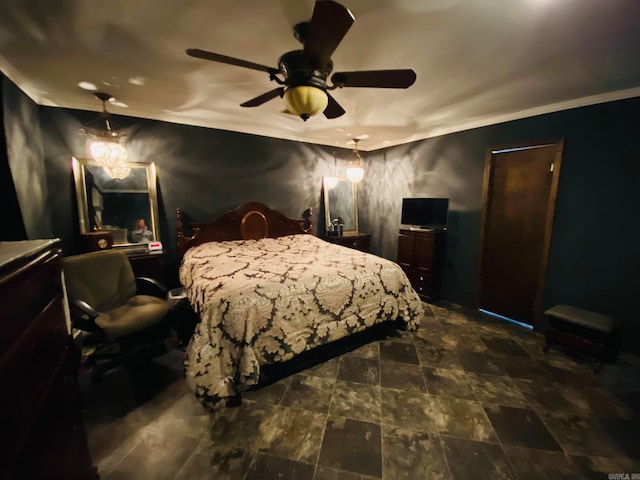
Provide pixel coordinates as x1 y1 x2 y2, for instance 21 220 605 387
69 299 104 333
135 276 168 298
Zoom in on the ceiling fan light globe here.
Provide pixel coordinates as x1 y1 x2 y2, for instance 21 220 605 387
283 86 328 120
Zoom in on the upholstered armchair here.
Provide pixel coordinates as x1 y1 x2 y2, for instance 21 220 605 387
62 249 171 380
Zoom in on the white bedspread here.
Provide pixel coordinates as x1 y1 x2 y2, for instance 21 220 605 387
179 234 422 411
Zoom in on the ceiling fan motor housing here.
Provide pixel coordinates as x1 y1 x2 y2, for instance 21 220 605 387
278 50 332 90
186 1 414 121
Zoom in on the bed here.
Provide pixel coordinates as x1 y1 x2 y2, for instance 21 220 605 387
176 202 423 411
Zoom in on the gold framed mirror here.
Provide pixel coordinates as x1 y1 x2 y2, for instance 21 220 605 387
323 176 358 235
72 157 160 251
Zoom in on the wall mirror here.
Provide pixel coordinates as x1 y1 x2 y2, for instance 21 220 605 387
323 176 358 235
72 157 160 251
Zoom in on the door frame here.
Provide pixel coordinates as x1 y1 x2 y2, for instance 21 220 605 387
476 139 564 330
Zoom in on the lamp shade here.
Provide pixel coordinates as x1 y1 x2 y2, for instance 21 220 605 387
324 177 339 189
346 137 365 183
89 139 128 168
283 86 328 120
346 166 364 183
103 163 131 180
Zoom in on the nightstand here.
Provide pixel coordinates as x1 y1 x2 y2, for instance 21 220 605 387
127 251 166 284
323 233 372 253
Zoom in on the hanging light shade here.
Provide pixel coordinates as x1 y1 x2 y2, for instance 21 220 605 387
283 85 328 121
324 176 339 189
89 140 128 169
346 138 365 183
346 166 364 183
103 163 131 180
80 92 129 179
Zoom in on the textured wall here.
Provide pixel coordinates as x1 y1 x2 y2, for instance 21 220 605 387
358 135 486 305
0 74 27 240
2 77 50 240
359 98 640 354
3 73 639 354
35 105 353 285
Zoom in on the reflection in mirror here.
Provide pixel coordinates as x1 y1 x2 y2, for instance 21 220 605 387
323 176 358 235
72 157 160 251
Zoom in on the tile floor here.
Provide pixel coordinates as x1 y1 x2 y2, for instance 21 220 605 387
80 302 640 479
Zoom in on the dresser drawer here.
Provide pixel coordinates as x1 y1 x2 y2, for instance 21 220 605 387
401 267 436 299
0 299 70 453
413 271 432 294
0 251 62 353
14 348 90 480
396 229 446 302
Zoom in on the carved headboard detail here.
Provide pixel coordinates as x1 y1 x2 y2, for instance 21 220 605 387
176 202 313 258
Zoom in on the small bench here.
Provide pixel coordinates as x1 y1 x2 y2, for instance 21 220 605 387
543 304 620 371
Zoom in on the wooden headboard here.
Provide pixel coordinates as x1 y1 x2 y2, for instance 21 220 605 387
176 202 313 258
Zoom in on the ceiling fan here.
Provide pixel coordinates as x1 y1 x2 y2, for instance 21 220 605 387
186 0 416 121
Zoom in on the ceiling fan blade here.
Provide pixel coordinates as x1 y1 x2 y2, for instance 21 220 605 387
323 92 346 119
240 88 284 107
186 48 279 75
304 0 354 67
331 69 417 88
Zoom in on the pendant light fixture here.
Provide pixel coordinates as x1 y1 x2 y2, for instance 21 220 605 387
103 163 131 180
346 138 364 183
80 92 129 179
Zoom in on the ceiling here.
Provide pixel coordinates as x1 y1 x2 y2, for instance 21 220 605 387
1 0 639 151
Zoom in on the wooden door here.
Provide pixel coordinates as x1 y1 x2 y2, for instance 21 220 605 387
477 140 563 328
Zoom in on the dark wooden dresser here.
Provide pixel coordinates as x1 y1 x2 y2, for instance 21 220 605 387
0 239 97 480
323 233 372 253
397 228 446 302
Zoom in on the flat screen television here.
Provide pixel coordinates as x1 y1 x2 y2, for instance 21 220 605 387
401 197 449 230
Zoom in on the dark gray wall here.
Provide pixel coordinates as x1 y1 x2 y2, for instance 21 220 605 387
34 104 355 284
2 76 50 240
0 73 27 240
358 97 640 354
3 74 639 354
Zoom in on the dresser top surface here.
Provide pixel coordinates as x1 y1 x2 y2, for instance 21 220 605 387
0 239 60 269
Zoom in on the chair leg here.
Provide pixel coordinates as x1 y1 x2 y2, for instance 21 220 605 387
90 360 116 383
88 342 169 382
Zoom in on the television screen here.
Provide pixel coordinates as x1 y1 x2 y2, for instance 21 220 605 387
401 198 449 229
